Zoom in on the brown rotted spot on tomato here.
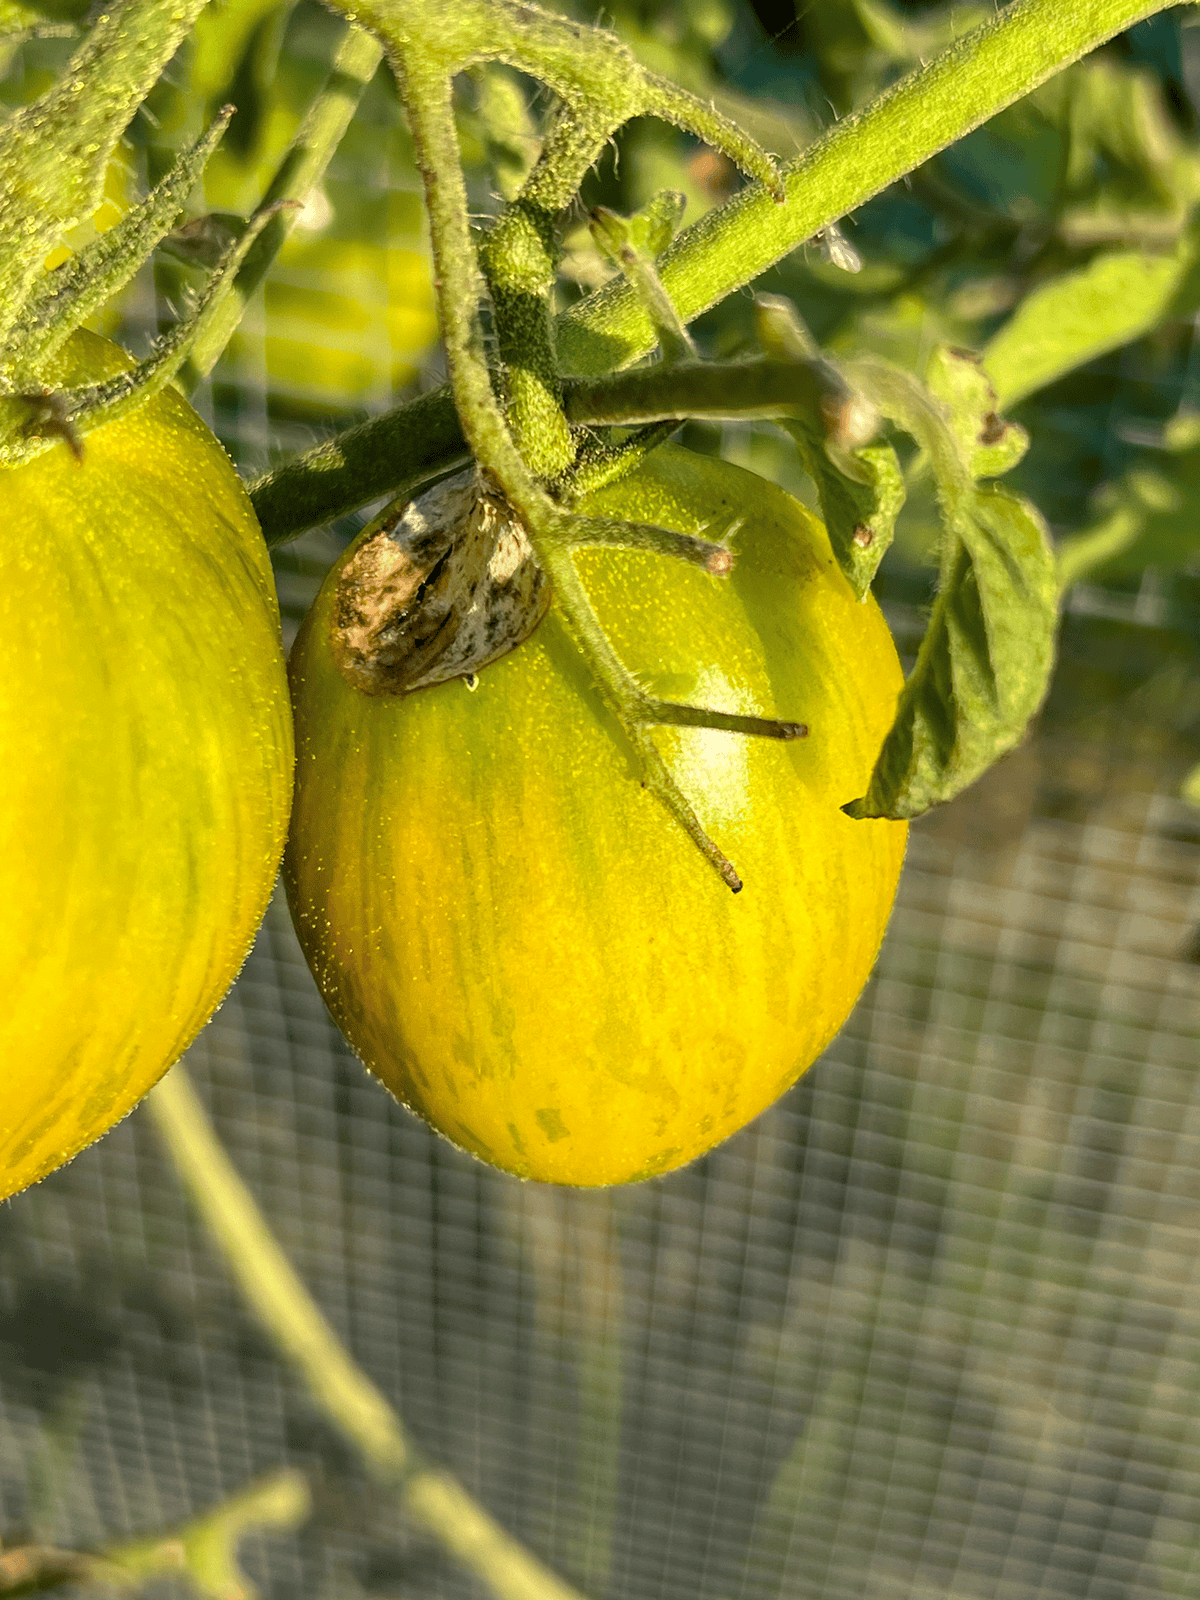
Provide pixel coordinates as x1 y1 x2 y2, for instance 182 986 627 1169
331 466 550 696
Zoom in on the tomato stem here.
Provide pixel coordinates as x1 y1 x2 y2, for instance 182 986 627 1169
256 0 1176 547
1 204 287 468
0 0 212 360
478 104 599 482
649 702 808 741
370 3 767 888
563 357 876 445
9 109 234 375
465 1 780 482
556 0 1179 378
147 1068 589 1600
559 512 732 572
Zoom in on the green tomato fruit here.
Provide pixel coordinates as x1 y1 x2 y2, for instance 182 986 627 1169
0 330 293 1200
285 445 906 1186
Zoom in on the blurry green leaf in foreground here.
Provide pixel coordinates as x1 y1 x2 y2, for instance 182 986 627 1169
178 0 438 410
846 486 1058 820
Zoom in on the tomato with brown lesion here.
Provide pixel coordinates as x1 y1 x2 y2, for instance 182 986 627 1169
284 443 906 1186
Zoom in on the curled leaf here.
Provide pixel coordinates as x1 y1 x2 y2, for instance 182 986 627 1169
923 343 1028 478
845 485 1058 820
756 294 899 596
779 420 903 599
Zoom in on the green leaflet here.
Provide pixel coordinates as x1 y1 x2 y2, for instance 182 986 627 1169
755 294 901 598
923 344 1028 478
0 0 211 351
982 240 1199 409
0 204 279 467
845 484 1058 820
9 111 234 371
777 419 904 599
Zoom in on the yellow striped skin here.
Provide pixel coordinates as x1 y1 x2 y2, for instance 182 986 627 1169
0 331 293 1199
285 446 906 1186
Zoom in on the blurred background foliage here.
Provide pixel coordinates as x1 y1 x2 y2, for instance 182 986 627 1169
2 4 1200 1598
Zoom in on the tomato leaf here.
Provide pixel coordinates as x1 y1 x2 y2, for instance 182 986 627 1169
755 294 900 596
981 239 1200 409
845 484 1058 820
923 344 1028 478
777 419 904 598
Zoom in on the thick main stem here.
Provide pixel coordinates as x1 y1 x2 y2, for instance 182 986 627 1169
147 1067 588 1600
557 0 1176 374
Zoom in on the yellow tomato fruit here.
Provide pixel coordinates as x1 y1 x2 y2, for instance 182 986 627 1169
285 445 907 1186
0 331 294 1200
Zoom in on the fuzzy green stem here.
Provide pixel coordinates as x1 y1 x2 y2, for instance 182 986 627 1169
477 101 600 481
456 0 779 480
564 357 871 443
11 110 234 372
385 16 748 887
1 204 285 467
649 702 808 740
146 1068 589 1600
336 0 779 493
251 388 469 547
183 22 385 388
557 0 1178 376
0 0 212 356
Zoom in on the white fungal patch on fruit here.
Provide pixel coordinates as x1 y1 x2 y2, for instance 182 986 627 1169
332 467 549 695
